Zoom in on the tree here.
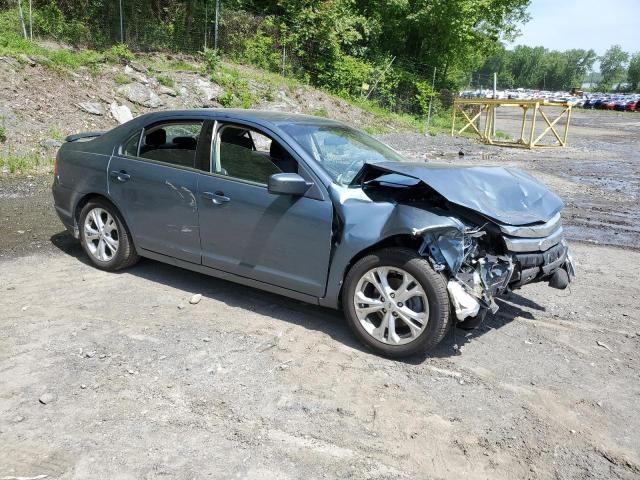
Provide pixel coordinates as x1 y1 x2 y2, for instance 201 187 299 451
628 53 640 92
598 45 629 91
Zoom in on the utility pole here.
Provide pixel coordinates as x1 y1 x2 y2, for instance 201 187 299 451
214 0 220 51
28 0 32 40
204 1 208 50
281 44 286 76
119 0 124 44
426 66 437 134
492 72 497 136
16 0 27 39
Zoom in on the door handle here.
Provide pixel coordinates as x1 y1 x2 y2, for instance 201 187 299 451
203 191 230 205
110 170 131 183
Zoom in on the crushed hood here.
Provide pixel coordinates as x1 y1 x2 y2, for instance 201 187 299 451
355 162 564 226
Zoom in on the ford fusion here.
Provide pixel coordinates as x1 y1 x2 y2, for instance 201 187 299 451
52 110 575 357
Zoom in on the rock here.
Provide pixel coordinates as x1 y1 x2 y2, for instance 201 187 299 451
202 337 211 343
129 61 149 74
124 65 135 75
178 86 188 97
189 293 202 305
41 138 62 149
39 392 57 404
12 414 25 423
195 78 223 101
19 53 36 66
78 102 103 116
109 102 133 124
80 384 87 389
117 83 163 108
158 85 177 97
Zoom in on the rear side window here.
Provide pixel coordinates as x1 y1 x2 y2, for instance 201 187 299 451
138 122 203 169
122 131 141 157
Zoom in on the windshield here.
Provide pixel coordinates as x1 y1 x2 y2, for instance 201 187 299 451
278 123 407 185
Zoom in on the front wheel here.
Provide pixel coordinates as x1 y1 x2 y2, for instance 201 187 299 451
342 248 450 358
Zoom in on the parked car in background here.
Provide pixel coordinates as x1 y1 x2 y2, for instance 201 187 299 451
52 110 575 357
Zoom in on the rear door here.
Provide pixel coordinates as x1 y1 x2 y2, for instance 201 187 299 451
108 120 213 264
196 121 333 297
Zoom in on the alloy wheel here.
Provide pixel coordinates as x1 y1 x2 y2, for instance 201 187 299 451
84 207 119 262
353 266 429 345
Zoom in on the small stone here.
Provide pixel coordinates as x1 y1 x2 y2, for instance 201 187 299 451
189 294 202 305
78 101 103 116
127 369 135 375
40 138 62 149
85 351 95 358
80 384 87 389
109 102 133 124
39 392 57 404
12 415 25 423
177 304 185 310
201 337 211 343
21 305 29 311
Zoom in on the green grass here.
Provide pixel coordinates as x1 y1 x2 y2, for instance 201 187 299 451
0 32 103 71
156 74 175 88
144 55 199 73
47 126 65 141
0 116 6 143
0 153 52 174
114 72 131 85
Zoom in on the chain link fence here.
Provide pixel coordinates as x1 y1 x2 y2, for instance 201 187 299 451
1 1 446 117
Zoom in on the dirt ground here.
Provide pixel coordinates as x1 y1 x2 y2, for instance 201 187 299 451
1 109 640 479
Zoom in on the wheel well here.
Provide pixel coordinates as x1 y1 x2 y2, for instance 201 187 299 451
74 193 118 224
337 234 423 307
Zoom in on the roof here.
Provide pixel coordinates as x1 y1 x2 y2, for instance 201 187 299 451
132 108 345 128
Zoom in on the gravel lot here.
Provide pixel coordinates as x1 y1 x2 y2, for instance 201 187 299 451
1 109 639 479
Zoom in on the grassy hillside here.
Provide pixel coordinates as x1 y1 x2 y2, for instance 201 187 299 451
0 35 456 174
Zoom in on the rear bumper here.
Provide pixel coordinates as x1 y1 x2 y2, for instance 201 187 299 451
52 181 78 237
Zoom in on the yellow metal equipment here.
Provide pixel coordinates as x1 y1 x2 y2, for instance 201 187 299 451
451 98 573 149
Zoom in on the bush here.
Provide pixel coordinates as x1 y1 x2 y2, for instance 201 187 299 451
199 48 219 74
104 44 134 64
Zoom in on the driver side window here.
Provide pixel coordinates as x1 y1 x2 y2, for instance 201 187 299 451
213 125 297 185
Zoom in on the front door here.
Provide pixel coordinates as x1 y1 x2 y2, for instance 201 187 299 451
108 120 210 264
197 123 333 297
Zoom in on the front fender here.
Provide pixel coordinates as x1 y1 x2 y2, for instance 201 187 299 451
319 191 464 308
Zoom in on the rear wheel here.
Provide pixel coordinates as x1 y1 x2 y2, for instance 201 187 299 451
342 248 450 358
79 199 139 271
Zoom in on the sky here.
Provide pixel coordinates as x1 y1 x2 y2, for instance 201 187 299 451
509 0 639 56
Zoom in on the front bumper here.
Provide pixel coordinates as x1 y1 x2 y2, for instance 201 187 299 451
509 240 574 289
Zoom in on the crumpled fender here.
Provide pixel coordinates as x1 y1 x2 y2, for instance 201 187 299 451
318 185 465 308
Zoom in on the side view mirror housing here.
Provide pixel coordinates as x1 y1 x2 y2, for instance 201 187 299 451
268 173 312 196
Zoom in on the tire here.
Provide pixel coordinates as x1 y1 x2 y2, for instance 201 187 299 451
79 198 139 271
342 248 450 358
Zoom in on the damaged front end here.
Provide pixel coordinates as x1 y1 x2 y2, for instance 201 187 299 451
416 214 575 324
350 161 577 326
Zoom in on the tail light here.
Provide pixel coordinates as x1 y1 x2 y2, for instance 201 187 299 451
54 150 60 177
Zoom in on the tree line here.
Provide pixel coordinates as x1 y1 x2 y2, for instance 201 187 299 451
477 43 640 92
2 0 638 116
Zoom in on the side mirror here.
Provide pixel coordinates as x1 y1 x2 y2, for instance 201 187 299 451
268 173 312 196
